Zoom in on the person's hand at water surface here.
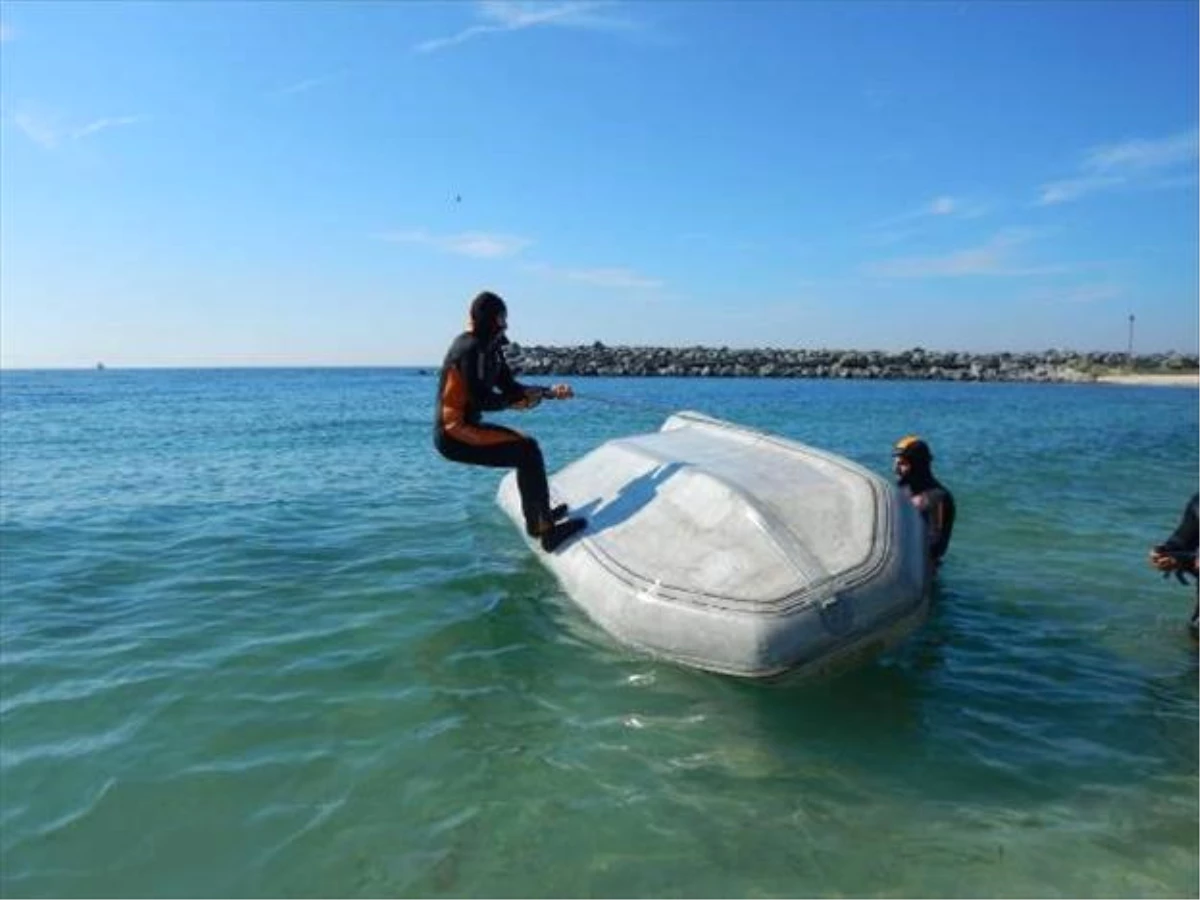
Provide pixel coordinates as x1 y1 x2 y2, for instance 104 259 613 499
1149 547 1198 573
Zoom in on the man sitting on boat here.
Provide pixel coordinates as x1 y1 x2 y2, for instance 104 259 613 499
432 291 587 552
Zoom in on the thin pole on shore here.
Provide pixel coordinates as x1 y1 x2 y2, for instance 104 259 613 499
1127 313 1135 371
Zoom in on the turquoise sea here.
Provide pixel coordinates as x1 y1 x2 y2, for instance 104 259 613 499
1 368 1197 898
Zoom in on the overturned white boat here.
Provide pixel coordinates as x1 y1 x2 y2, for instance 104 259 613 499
497 411 931 679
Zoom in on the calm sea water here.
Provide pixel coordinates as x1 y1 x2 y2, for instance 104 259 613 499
1 368 1197 898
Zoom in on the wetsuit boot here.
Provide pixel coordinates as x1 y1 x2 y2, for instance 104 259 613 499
540 516 587 552
526 506 586 551
525 504 570 538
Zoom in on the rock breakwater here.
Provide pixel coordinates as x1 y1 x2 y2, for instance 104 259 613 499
507 344 1199 383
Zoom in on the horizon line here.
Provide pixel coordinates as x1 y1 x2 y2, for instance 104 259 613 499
4 344 1198 373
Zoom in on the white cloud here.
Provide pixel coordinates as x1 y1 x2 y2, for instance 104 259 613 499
1084 129 1199 172
873 194 990 234
1151 173 1200 191
928 195 956 216
414 1 639 53
1038 127 1199 205
10 110 146 149
267 72 344 98
71 115 147 140
524 261 662 289
12 112 60 149
866 230 1072 279
1037 176 1123 206
376 229 533 259
0 21 15 42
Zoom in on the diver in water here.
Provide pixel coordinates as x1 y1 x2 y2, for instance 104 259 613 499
892 435 956 567
433 291 587 552
1148 492 1198 640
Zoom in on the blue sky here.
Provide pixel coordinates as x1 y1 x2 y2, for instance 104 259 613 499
1 0 1197 367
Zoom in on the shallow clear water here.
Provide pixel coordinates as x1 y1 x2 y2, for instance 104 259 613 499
1 369 1196 898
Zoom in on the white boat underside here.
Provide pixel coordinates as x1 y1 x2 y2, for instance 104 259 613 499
498 411 931 678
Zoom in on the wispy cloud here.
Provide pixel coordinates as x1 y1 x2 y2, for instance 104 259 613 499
1038 127 1199 205
10 110 147 149
1026 283 1124 304
71 115 147 140
868 195 991 248
12 112 60 149
1037 176 1123 206
875 194 990 231
414 1 640 53
524 261 662 289
1152 173 1200 191
1085 130 1199 172
0 21 15 42
928 195 957 216
376 229 533 259
267 72 344 98
866 230 1072 279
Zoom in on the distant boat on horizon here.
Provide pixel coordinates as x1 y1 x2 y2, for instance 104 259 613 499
96 362 106 371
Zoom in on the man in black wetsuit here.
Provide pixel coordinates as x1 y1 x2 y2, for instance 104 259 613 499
1149 493 1198 639
892 435 956 568
433 291 587 552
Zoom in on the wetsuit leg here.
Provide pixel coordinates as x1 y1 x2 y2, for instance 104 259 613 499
437 425 551 532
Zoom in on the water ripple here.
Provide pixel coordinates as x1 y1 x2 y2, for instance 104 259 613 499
1 371 1195 898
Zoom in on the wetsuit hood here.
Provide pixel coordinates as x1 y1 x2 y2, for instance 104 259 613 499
469 291 508 344
894 435 935 490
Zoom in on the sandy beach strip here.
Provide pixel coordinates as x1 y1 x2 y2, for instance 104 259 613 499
1095 373 1199 388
